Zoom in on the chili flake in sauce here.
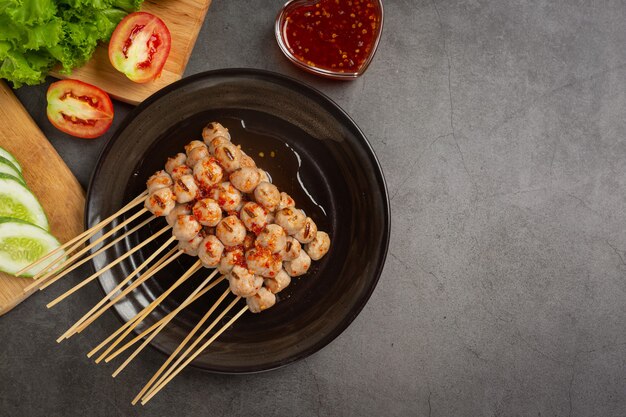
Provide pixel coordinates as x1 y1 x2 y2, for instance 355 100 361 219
282 0 381 73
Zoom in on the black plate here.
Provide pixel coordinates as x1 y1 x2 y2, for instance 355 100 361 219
86 69 390 373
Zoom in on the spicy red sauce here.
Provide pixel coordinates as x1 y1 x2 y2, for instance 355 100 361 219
282 0 381 73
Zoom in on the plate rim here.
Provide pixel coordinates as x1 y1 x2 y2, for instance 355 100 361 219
85 68 391 374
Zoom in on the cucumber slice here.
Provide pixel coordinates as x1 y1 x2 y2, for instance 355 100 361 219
0 218 64 277
0 156 25 184
0 147 21 173
0 174 48 230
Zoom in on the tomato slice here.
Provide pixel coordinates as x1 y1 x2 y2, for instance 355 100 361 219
46 80 114 139
108 12 172 83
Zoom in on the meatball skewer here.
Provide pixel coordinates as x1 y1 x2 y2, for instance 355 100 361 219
30 120 334 407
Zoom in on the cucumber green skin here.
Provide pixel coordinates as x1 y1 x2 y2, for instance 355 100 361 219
0 173 49 230
0 156 25 185
0 147 21 173
0 217 63 277
0 217 38 225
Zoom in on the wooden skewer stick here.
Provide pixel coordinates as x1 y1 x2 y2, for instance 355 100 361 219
132 287 232 405
142 304 249 405
26 227 102 287
36 214 157 292
86 310 142 357
94 260 202 363
143 295 240 395
25 207 151 292
73 246 183 339
105 275 225 363
25 195 149 284
110 270 220 376
46 225 171 308
23 226 101 291
58 242 178 342
33 208 151 283
95 260 203 363
16 191 147 276
82 249 184 351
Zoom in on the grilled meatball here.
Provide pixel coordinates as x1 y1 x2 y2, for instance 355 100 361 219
166 203 191 227
192 198 222 227
275 208 306 235
202 122 231 143
186 145 210 168
229 167 261 193
218 246 245 275
294 217 317 244
173 174 199 204
246 287 276 313
165 153 186 176
216 215 246 246
305 231 331 260
170 164 193 181
178 234 203 256
184 140 205 153
256 224 287 253
254 182 280 212
245 246 282 278
193 157 224 190
198 235 224 267
239 202 269 235
277 192 295 211
214 143 242 173
207 136 230 155
258 169 271 183
264 269 291 294
146 170 173 193
239 151 256 168
279 236 301 261
145 187 175 216
210 182 243 212
172 215 202 241
228 265 263 297
283 249 311 277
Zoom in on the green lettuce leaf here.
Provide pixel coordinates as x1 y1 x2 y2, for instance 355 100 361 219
4 0 57 25
0 0 143 88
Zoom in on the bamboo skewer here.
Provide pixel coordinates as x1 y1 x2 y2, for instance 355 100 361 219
132 287 232 404
87 304 154 359
87 316 137 358
19 122 335 406
73 245 183 339
93 260 201 363
46 225 171 308
32 208 151 285
145 294 240 392
142 304 249 405
24 228 102 291
17 191 148 277
105 276 226 363
110 270 220 376
36 215 157 292
34 208 152 284
59 243 178 342
25 235 85 286
95 260 203 363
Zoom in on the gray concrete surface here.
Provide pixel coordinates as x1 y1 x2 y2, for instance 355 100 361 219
2 0 626 415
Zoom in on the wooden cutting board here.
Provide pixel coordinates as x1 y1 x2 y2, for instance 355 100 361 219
51 0 212 105
0 82 85 316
